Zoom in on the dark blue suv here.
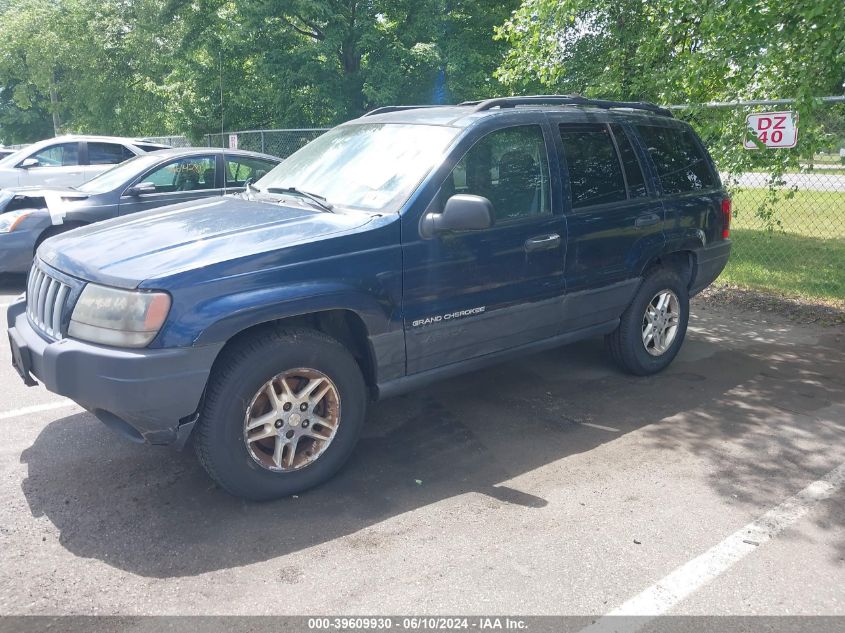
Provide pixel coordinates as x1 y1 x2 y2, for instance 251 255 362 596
7 96 731 500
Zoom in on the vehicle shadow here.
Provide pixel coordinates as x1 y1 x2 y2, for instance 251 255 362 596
19 325 778 578
639 325 845 560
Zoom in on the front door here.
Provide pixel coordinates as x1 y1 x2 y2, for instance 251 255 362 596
18 142 85 188
402 122 566 374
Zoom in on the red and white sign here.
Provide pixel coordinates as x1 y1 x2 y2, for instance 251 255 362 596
228 133 239 150
744 111 798 149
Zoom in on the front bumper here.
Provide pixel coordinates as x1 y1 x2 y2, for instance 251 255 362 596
7 299 223 445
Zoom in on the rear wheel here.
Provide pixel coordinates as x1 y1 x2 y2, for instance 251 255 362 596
193 327 367 500
606 268 689 375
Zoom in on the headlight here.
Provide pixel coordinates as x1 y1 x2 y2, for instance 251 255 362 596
68 284 171 348
0 210 32 233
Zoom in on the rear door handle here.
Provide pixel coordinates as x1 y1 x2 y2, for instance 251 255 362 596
524 233 561 252
635 213 661 228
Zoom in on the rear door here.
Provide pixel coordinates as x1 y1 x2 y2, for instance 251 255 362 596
402 121 567 373
553 120 665 330
557 121 666 291
118 155 220 215
83 141 136 181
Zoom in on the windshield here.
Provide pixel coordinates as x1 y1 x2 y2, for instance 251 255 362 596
77 154 161 193
255 123 460 213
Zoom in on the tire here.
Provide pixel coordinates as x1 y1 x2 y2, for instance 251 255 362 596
193 327 367 501
606 267 689 376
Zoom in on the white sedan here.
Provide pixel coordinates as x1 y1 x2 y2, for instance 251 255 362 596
0 135 169 189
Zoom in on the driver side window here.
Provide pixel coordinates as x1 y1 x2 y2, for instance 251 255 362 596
29 143 79 167
433 125 551 223
141 156 217 193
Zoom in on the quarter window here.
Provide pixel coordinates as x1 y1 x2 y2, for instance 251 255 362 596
635 124 716 194
140 156 217 193
136 144 167 153
436 125 551 223
559 124 627 209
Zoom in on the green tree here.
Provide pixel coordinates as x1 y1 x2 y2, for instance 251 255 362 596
0 0 179 143
496 0 845 103
496 0 845 227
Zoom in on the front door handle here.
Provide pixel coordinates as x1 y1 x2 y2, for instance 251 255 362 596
635 213 661 228
524 233 561 252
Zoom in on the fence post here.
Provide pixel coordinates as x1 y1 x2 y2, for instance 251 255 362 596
261 131 266 154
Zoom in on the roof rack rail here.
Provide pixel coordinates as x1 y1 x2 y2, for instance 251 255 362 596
460 95 673 118
362 105 444 117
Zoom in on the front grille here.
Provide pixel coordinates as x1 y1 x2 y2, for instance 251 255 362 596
27 264 72 339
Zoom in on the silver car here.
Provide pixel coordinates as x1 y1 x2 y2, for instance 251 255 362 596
0 135 169 189
0 147 281 274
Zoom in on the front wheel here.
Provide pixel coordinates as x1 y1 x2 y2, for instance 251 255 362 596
606 268 689 375
193 327 367 500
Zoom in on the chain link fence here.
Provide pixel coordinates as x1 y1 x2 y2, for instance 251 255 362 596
204 128 328 158
142 135 192 148
672 97 844 303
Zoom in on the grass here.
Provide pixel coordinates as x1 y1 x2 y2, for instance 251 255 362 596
719 188 845 303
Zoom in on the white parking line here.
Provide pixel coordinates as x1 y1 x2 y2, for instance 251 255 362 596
579 422 620 433
0 400 79 421
582 461 845 633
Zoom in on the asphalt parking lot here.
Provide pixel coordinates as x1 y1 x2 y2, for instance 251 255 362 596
0 274 843 618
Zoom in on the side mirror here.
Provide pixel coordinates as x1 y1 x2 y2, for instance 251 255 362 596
18 158 39 169
421 194 494 237
125 181 156 196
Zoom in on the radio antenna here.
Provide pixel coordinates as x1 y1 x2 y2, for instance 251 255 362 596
219 49 227 195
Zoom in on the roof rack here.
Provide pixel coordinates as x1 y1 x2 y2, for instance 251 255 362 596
460 95 673 118
362 105 445 117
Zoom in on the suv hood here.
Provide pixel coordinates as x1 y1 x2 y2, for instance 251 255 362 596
39 196 376 289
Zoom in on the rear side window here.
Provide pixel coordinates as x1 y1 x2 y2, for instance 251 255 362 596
559 124 626 208
225 157 278 187
88 142 135 165
610 124 648 198
635 125 716 194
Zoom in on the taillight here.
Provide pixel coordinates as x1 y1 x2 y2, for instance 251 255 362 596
721 197 732 239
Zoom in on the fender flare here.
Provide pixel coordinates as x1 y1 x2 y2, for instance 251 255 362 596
640 229 706 278
192 282 393 347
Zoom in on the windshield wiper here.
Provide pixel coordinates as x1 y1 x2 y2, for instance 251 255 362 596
265 186 334 213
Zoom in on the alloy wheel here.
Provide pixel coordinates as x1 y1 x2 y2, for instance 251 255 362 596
243 368 341 472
